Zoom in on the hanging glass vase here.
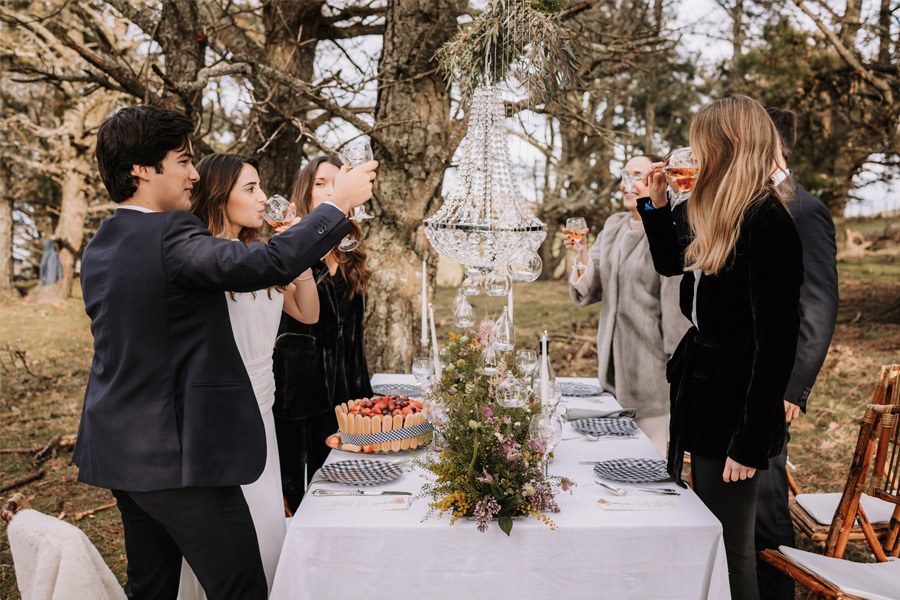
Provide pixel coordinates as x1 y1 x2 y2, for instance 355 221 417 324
484 269 511 297
508 248 543 282
454 297 476 328
492 307 515 351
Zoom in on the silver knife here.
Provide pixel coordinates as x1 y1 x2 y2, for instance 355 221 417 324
311 489 411 497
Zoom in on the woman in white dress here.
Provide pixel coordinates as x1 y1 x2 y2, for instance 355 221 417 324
178 154 320 598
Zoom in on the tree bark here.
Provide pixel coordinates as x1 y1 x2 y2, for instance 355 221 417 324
365 0 464 372
254 0 325 195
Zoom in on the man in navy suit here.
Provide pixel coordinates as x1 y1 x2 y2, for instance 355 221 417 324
755 107 839 600
75 105 377 600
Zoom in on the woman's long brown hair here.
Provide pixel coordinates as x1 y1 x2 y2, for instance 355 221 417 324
685 95 791 274
191 153 278 297
191 153 262 244
289 155 371 298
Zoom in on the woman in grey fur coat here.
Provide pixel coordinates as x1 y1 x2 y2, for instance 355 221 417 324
566 154 692 454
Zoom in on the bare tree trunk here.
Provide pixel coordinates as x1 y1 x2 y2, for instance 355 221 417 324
0 166 12 295
729 0 745 91
364 0 464 372
255 0 324 195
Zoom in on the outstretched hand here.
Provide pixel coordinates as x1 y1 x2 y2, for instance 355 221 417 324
332 160 378 214
644 162 669 209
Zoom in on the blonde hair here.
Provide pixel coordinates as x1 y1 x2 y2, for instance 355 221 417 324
685 95 791 274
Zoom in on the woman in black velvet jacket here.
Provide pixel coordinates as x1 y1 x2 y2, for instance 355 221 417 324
638 96 803 600
273 156 373 512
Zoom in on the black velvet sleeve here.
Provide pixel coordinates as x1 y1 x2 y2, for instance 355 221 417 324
637 198 687 277
726 202 803 468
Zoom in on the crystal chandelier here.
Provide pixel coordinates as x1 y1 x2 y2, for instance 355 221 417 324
424 86 546 275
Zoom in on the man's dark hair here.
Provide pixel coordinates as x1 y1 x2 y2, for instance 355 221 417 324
765 107 798 163
96 106 194 203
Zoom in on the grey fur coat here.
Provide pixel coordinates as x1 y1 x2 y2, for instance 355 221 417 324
569 212 691 419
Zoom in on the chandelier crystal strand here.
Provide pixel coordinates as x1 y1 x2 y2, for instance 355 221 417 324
424 86 547 272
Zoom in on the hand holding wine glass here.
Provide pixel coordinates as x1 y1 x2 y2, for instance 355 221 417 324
563 217 589 278
664 147 699 205
264 195 295 230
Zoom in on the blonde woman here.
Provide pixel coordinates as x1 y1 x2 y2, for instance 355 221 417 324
639 95 802 600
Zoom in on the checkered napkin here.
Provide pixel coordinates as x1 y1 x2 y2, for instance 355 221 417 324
565 407 637 421
371 383 424 397
571 417 638 437
559 382 604 397
593 458 670 484
317 460 404 486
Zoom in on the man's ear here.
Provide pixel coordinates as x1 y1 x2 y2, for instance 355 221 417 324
130 164 154 182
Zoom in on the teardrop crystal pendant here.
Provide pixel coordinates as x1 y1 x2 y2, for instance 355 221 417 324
508 249 543 282
454 297 476 328
462 274 482 296
484 269 511 297
492 307 515 351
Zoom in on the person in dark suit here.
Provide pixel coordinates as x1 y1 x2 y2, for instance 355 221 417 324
74 105 377 600
639 95 803 600
754 107 839 600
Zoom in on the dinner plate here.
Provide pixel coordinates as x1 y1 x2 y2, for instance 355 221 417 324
371 383 424 397
571 417 638 437
318 459 405 486
593 458 670 484
559 382 604 397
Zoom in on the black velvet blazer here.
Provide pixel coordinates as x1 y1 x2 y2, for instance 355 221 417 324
273 263 373 421
639 195 803 476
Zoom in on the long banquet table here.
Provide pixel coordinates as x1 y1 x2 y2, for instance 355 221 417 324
270 374 731 600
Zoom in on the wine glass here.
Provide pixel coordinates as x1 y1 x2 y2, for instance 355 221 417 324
264 195 295 229
664 147 699 205
529 410 563 476
515 349 537 382
342 138 374 221
412 357 434 389
564 217 589 277
622 171 645 195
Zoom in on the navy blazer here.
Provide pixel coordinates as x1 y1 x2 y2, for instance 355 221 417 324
782 183 838 410
74 205 351 492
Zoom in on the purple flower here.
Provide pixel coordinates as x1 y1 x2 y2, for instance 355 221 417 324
560 477 575 492
473 497 502 532
477 468 494 485
482 405 493 420
529 439 547 455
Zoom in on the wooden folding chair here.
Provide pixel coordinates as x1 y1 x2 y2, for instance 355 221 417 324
788 365 900 547
761 401 900 599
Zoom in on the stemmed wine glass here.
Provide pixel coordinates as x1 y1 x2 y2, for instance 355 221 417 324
412 356 434 391
529 409 563 476
337 137 374 252
664 147 700 205
564 217 589 278
515 349 538 383
264 195 295 229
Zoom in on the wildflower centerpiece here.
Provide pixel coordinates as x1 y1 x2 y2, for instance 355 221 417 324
422 326 573 535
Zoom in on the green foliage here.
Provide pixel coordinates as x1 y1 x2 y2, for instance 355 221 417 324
422 328 573 533
435 0 578 104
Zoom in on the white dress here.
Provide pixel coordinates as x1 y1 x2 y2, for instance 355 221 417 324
178 288 287 598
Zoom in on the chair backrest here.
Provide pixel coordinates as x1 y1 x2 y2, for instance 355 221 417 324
824 367 900 561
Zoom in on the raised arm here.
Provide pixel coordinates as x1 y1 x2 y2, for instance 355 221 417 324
162 204 350 292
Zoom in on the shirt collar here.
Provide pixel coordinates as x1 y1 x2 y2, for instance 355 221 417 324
117 205 156 213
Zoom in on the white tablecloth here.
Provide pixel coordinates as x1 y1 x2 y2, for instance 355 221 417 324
270 375 730 600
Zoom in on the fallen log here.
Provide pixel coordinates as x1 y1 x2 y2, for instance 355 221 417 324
74 501 117 521
0 470 44 494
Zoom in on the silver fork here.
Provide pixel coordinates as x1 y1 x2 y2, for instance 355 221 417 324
594 480 680 495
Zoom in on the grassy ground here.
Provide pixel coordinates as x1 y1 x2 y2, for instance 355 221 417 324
1 234 898 598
